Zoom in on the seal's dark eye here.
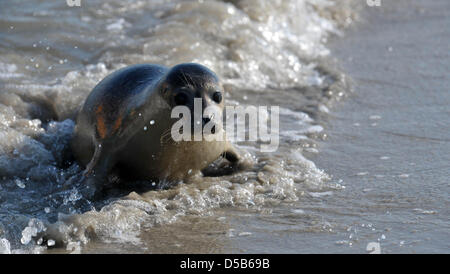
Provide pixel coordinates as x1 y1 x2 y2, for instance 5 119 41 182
174 93 188 106
212 92 222 103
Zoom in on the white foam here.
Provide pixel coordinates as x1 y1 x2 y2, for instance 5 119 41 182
0 238 11 254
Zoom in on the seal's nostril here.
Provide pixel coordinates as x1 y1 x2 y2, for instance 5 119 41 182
202 117 211 125
202 117 216 134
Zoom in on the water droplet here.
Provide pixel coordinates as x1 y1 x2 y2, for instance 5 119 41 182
15 179 25 189
238 232 252 237
47 239 56 247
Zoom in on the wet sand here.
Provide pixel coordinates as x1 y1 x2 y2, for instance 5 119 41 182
312 0 450 253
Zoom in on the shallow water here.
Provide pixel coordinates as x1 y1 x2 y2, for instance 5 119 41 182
0 0 448 254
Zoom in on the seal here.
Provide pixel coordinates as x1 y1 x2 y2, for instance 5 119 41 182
71 63 247 197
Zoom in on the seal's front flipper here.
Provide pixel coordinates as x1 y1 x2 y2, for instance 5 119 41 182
81 143 115 199
222 144 255 171
83 143 103 177
223 149 239 164
202 145 254 177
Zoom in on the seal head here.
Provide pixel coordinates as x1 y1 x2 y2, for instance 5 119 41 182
160 63 224 135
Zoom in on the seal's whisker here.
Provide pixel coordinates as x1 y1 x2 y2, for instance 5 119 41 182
160 127 174 145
